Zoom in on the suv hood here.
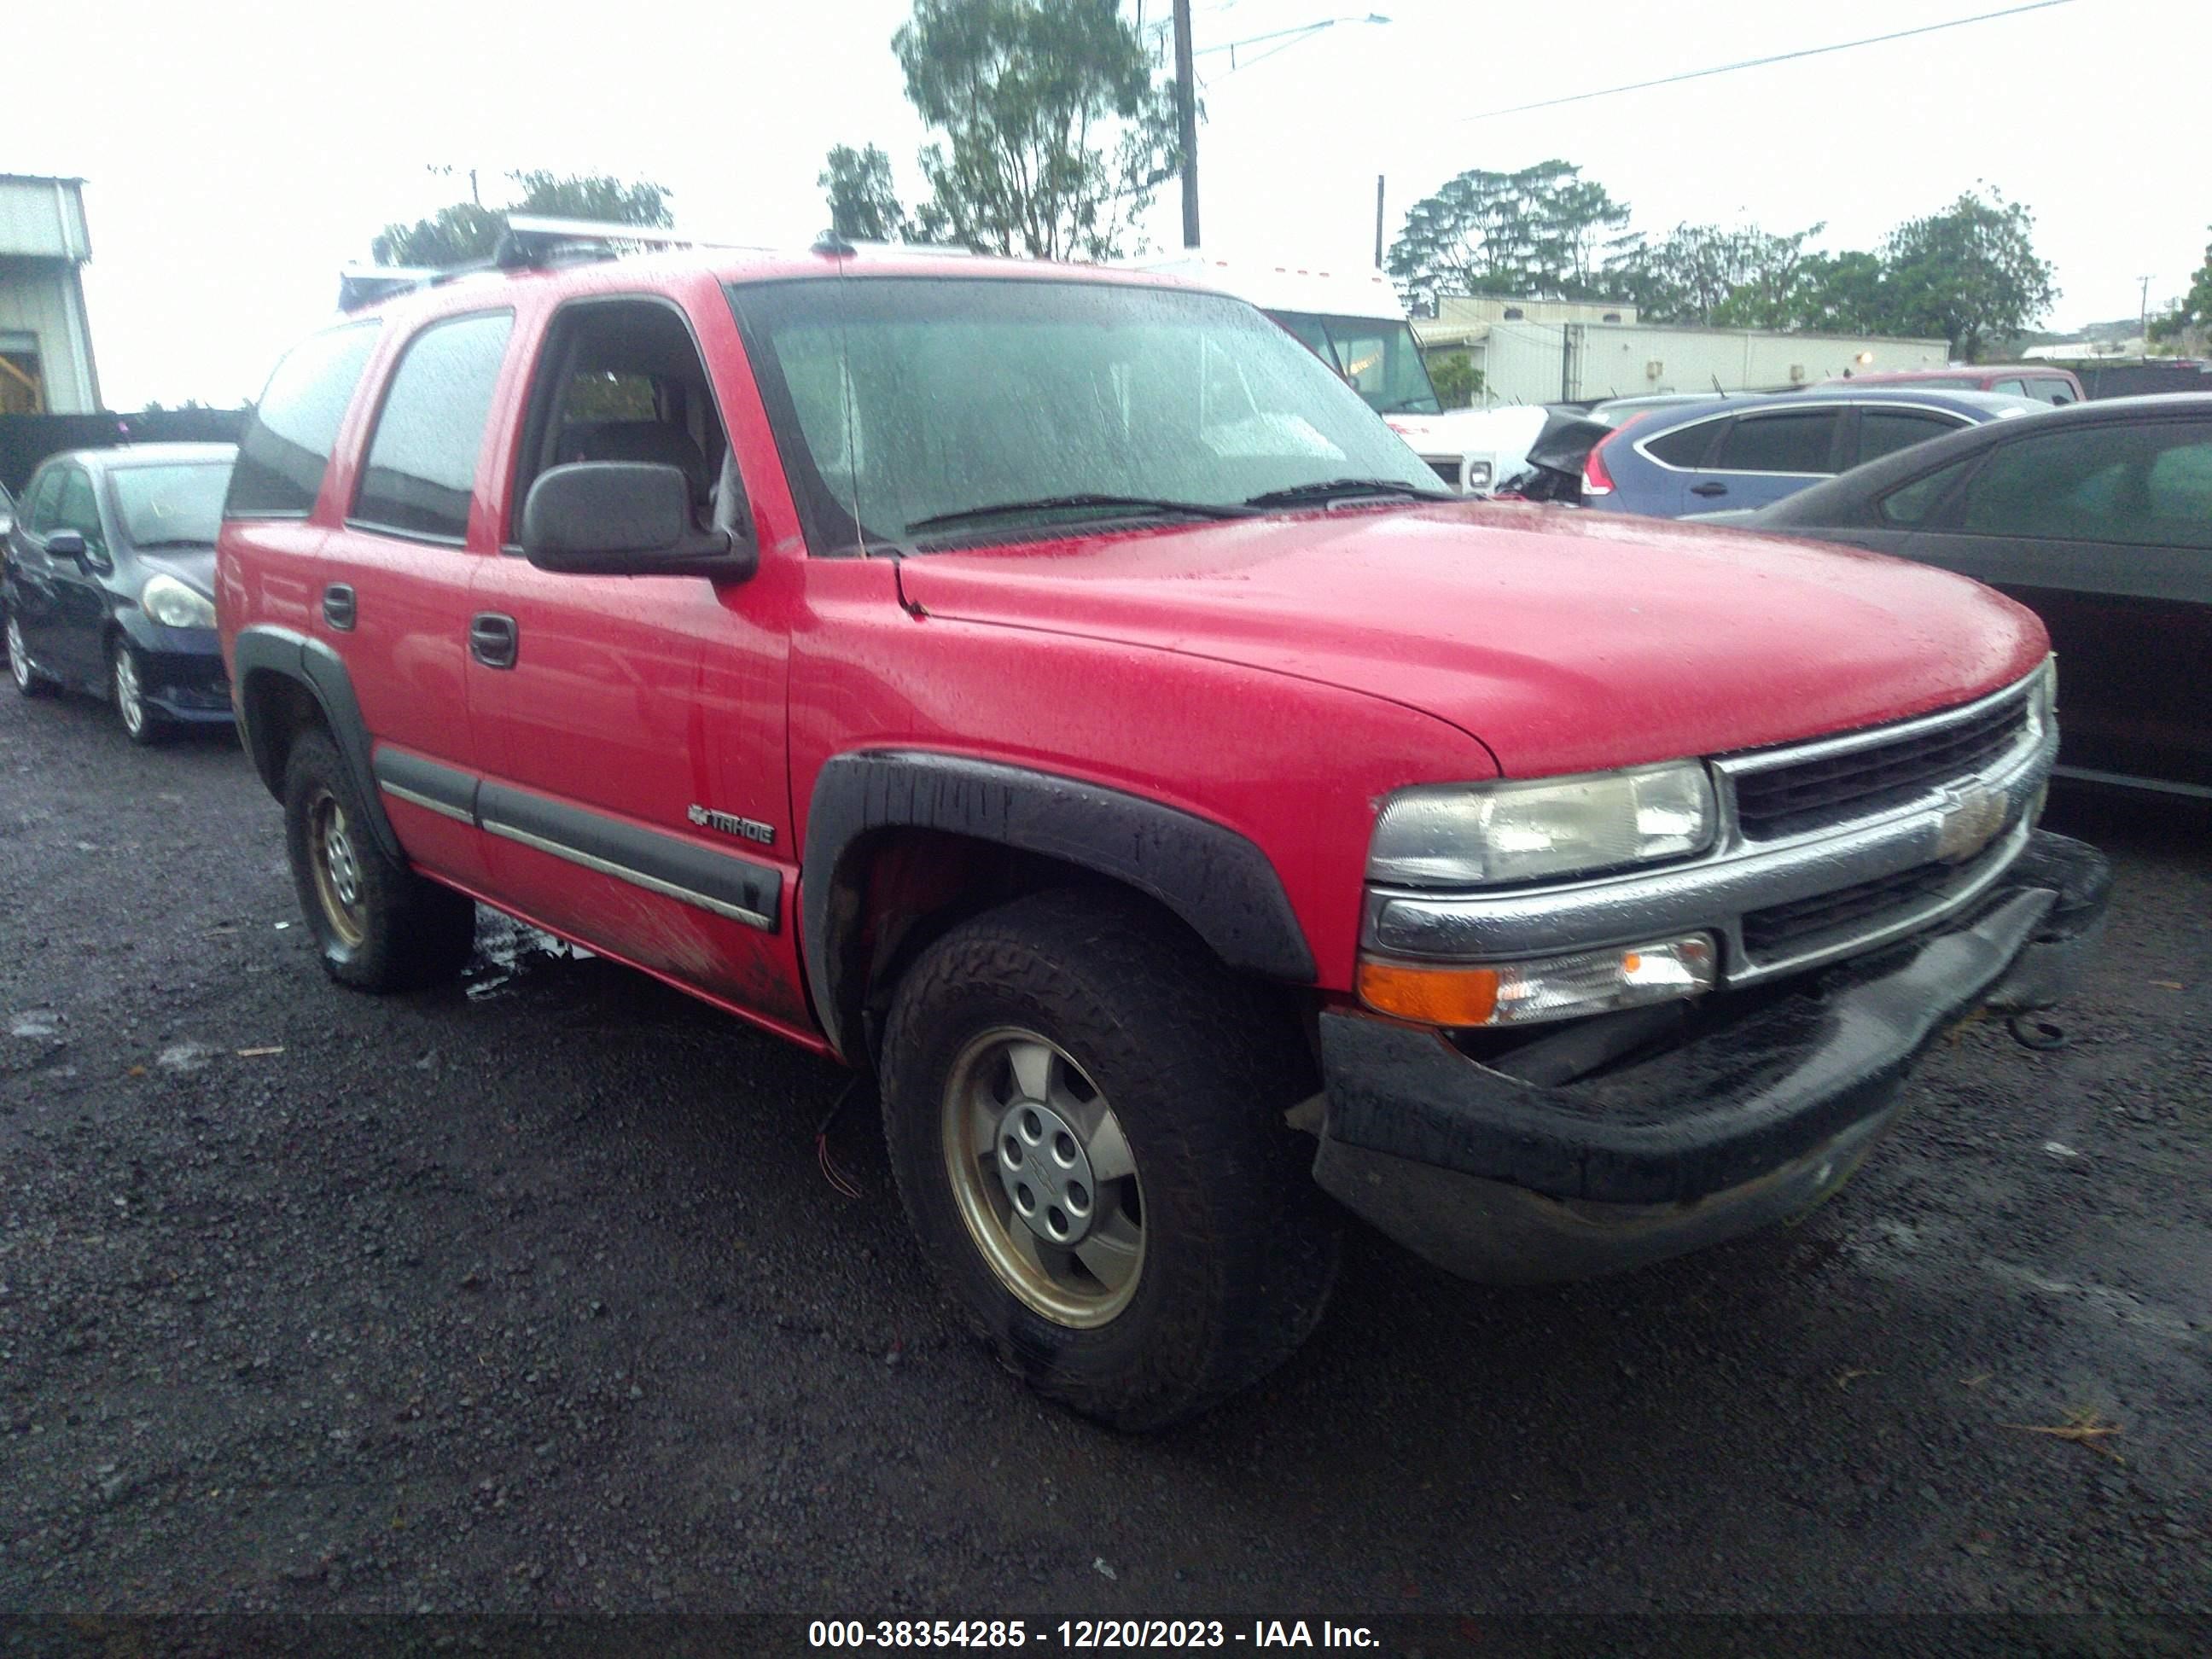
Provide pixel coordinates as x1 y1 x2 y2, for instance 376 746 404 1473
894 504 2047 778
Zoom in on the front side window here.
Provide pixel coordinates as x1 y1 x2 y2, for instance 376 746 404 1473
1858 409 1964 467
2032 378 2077 405
728 277 1441 554
227 320 381 519
55 468 106 556
352 311 515 544
23 466 66 533
111 462 233 550
1714 410 1838 474
1991 378 2028 397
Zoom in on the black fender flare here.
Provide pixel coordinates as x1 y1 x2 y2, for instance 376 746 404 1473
231 624 401 861
801 751 1317 1061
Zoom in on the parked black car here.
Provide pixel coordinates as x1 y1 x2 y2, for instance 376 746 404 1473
3 443 237 743
1750 394 2212 796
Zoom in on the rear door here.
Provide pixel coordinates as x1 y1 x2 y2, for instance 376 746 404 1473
1901 414 2212 789
1679 405 1847 515
317 307 521 888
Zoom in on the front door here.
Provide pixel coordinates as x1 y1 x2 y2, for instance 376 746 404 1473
42 465 114 684
466 290 809 1030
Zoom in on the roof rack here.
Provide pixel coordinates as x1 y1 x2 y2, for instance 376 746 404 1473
335 216 989 311
335 214 776 312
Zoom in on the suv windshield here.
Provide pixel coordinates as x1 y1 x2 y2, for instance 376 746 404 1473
110 462 231 548
727 276 1441 552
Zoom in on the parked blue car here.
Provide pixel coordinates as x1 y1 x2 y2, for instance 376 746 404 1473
1578 387 2045 518
4 443 236 743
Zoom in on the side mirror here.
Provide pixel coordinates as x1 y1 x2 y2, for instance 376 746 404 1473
521 463 756 581
46 530 88 564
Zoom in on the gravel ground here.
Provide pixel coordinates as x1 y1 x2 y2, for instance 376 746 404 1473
0 682 2205 1621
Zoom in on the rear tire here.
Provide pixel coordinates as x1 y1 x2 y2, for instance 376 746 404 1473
879 889 1338 1430
282 729 476 991
7 614 55 698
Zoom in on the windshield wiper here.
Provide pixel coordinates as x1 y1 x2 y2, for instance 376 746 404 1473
134 538 217 550
905 493 1259 538
1242 478 1453 508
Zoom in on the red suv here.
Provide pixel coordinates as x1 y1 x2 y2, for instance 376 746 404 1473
218 229 2109 1428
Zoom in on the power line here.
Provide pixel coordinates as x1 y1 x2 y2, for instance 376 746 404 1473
1459 0 2076 122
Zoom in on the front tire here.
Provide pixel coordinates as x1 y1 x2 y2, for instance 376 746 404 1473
282 729 476 990
880 890 1338 1430
7 614 55 697
111 637 166 745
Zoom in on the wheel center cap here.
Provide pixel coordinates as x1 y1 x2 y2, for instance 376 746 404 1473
326 831 360 906
993 1098 1097 1247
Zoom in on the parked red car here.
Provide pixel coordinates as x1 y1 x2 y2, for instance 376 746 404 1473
218 229 2108 1427
1825 364 2085 405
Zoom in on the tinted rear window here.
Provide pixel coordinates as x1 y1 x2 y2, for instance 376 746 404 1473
225 321 381 519
351 311 514 544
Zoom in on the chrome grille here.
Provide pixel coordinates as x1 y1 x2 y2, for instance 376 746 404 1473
1728 688 2031 842
1424 457 1463 488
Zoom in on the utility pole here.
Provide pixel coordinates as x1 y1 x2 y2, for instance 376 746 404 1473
1374 174 1385 269
2139 274 2151 346
1174 0 1200 247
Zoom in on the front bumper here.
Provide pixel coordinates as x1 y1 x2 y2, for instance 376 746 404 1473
1313 830 2109 1284
121 618 233 724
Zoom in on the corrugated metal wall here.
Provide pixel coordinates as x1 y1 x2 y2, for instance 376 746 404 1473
0 258 98 413
0 178 93 262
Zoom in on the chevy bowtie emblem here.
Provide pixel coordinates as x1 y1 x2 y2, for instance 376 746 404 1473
688 804 776 847
1934 784 2006 864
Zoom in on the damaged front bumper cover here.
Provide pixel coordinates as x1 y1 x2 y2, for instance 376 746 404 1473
1313 830 2110 1284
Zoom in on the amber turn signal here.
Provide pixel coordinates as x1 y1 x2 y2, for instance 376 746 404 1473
1354 959 1502 1027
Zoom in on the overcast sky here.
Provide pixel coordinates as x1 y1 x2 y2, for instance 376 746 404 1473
15 0 2203 408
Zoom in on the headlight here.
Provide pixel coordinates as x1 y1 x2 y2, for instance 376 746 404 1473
142 574 216 630
1369 762 1715 888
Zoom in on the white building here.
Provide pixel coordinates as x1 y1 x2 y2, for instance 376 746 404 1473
1414 294 1947 406
0 175 101 414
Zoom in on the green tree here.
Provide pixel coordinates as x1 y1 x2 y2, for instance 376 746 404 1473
869 0 1179 260
819 144 910 242
1878 188 2057 361
1388 161 1633 311
2150 230 2212 346
372 171 673 266
1602 222 1823 327
1428 353 1483 410
1790 250 1895 335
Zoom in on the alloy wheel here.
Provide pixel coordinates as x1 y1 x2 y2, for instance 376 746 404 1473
306 789 368 949
940 1026 1146 1328
7 616 32 690
113 643 146 736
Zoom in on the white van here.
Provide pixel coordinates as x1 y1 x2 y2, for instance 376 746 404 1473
1127 253 1538 494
